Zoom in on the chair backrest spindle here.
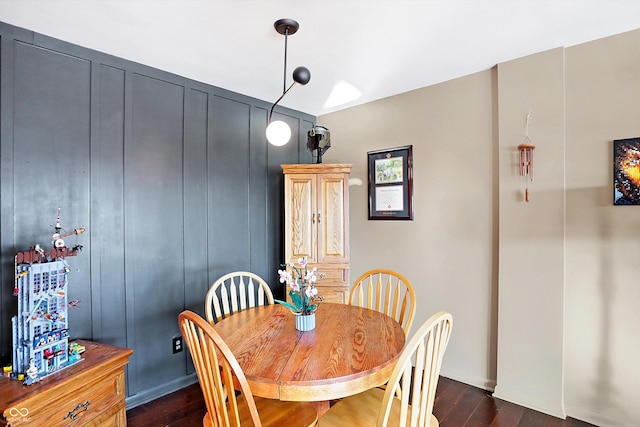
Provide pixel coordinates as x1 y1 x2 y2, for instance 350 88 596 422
318 311 453 427
179 311 263 426
379 311 453 426
350 269 416 336
180 310 319 427
205 272 274 324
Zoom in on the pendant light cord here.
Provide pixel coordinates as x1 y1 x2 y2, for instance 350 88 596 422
283 28 289 93
269 82 297 123
269 25 293 123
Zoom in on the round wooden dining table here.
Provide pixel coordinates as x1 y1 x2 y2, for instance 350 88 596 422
214 302 405 413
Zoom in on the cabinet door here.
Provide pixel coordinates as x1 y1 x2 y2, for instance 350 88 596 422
317 173 349 264
284 174 317 263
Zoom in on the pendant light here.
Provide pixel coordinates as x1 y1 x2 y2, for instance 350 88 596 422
266 19 311 146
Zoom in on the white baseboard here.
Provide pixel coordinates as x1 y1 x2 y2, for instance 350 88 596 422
565 403 632 427
492 384 566 419
439 372 633 426
439 367 497 392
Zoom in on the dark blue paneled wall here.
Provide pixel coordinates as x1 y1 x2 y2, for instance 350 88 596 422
0 21 315 406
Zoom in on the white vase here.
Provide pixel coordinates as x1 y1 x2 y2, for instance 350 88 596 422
295 312 316 331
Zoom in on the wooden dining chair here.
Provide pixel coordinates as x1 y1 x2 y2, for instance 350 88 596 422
350 269 416 336
179 310 319 427
205 272 274 324
319 311 453 427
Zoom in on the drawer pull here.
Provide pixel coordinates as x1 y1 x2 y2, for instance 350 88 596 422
63 400 91 421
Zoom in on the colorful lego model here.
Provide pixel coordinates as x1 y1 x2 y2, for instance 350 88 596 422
11 209 86 383
2 365 12 378
68 341 85 364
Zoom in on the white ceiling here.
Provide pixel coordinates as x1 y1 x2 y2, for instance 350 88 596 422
2 0 640 116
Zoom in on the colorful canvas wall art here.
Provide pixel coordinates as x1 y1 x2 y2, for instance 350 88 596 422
614 137 640 205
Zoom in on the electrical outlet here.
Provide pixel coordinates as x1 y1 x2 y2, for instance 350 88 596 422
172 336 183 354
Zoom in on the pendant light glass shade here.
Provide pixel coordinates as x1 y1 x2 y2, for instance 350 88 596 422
266 120 292 146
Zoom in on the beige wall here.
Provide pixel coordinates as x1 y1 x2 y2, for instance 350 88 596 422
494 47 566 418
564 31 640 426
319 70 498 390
319 28 640 427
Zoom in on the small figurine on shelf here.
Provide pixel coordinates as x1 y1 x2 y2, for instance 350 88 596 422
23 358 40 385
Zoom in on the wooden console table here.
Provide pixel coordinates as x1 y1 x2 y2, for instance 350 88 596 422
0 340 133 426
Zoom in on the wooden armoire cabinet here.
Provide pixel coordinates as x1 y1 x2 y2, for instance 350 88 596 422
282 164 352 303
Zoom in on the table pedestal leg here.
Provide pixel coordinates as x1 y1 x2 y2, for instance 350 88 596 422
312 400 330 417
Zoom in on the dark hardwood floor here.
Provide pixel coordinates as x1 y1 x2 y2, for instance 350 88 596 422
126 377 598 427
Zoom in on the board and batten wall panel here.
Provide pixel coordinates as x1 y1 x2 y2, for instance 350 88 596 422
91 64 126 349
183 87 210 318
209 96 252 274
0 21 315 406
11 41 93 340
249 106 270 279
125 73 186 393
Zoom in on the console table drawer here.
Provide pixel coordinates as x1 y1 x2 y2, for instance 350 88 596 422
21 371 123 426
0 341 132 427
84 400 126 426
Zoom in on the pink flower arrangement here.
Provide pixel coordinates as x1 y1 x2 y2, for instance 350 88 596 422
275 257 323 315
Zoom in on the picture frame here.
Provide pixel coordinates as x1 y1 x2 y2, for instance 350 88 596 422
614 137 640 205
367 145 413 220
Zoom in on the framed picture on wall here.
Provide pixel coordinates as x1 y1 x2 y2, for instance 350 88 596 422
614 137 640 205
367 145 413 220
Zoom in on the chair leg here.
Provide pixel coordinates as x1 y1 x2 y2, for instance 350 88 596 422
203 411 212 427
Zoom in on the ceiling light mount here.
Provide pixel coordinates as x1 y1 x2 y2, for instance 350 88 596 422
274 18 299 36
266 18 311 147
